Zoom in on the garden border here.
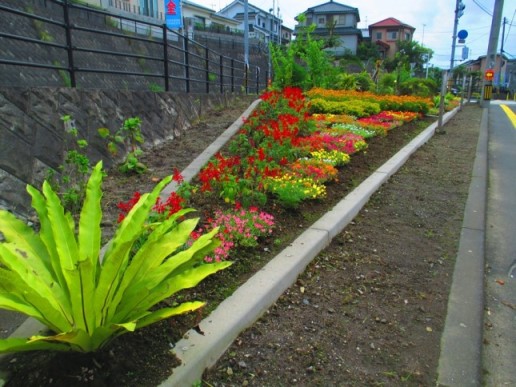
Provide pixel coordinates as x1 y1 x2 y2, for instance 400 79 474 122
0 102 467 387
161 107 461 386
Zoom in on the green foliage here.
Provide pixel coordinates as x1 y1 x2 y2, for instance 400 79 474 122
356 42 381 61
148 82 164 92
398 78 438 97
47 115 92 214
270 42 299 89
376 73 397 95
270 16 335 90
0 162 231 353
333 71 374 92
354 71 375 92
98 117 147 174
309 98 381 117
118 149 147 174
334 73 357 90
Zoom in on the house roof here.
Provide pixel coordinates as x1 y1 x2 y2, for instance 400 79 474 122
183 0 239 25
219 0 280 18
369 17 415 30
305 1 360 20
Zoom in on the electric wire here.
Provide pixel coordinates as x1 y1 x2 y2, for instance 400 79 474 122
472 0 492 16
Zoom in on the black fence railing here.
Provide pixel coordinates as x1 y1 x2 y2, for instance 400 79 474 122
0 0 270 93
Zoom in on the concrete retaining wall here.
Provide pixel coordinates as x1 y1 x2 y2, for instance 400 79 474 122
0 87 231 217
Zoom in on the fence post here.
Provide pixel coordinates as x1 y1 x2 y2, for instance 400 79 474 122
205 47 210 94
220 55 224 94
231 59 235 93
163 26 170 92
184 37 190 93
244 62 249 94
255 66 260 94
62 0 76 87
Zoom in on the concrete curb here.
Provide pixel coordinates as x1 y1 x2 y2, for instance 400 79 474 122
437 106 488 386
159 99 262 200
163 108 460 387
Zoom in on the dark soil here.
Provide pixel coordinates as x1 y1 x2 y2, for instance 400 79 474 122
0 99 482 386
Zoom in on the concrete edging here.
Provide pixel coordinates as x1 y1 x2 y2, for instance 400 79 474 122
163 108 460 387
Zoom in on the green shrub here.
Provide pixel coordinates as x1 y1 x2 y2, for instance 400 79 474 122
309 98 381 117
0 162 231 353
398 78 438 97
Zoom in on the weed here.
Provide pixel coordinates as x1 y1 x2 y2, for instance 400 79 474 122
148 82 164 92
98 117 147 174
46 115 92 213
53 60 71 87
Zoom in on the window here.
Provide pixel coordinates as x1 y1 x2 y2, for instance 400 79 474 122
318 16 326 25
376 32 382 40
337 15 346 25
388 30 397 40
405 32 411 40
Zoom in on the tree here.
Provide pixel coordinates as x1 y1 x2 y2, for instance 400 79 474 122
397 40 433 76
357 41 381 62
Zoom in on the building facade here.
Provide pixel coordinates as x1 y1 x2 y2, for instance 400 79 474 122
218 0 283 45
368 17 415 59
294 0 361 56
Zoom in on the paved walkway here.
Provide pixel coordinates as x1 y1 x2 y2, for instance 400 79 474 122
438 100 516 386
482 101 516 386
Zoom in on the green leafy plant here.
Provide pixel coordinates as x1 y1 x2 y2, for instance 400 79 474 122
98 117 147 174
0 162 231 353
47 115 92 214
148 82 164 92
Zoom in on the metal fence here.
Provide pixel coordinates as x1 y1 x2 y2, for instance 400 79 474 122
0 0 270 93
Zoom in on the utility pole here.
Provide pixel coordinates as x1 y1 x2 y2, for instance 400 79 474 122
438 0 464 133
243 0 249 92
449 0 465 71
481 0 504 107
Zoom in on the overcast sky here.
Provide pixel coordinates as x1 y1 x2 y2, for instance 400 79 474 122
191 0 516 69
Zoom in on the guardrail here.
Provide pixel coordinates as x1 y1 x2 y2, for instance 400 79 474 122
0 0 269 93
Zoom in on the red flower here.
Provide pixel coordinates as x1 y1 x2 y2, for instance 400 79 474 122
172 168 184 183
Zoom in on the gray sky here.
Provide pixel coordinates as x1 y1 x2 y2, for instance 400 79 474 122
192 0 516 69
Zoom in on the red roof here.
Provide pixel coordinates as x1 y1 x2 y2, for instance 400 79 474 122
369 17 415 30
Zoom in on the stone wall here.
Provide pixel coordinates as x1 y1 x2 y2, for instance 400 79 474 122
0 87 231 217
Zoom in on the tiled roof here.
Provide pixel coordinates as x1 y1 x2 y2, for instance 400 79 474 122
306 1 359 15
369 17 415 30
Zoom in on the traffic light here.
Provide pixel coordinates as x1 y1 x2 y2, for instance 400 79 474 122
457 0 465 18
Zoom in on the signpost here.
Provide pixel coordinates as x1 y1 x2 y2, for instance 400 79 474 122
165 0 182 30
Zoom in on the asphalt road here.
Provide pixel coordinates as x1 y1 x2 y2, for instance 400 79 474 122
483 100 516 386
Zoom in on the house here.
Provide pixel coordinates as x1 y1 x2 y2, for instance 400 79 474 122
181 0 241 37
294 0 361 56
368 17 415 59
281 25 293 45
89 0 240 34
218 0 283 44
464 54 514 89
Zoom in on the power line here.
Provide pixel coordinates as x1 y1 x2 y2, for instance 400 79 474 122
472 0 492 16
504 9 515 46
